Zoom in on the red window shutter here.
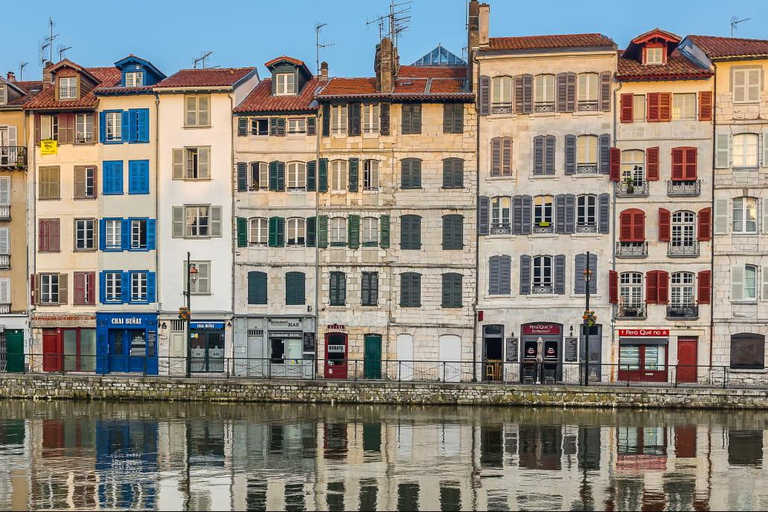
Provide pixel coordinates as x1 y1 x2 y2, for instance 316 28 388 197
59 113 74 144
35 114 41 145
699 91 713 121
87 272 95 305
51 219 60 252
38 220 48 252
698 207 712 241
646 147 660 181
633 210 646 241
684 147 697 180
647 93 660 122
73 273 85 305
609 147 621 181
660 92 672 122
698 270 711 304
609 271 618 304
646 271 659 304
619 211 632 241
657 270 669 304
659 208 671 242
30 273 36 305
620 94 634 123
671 148 684 180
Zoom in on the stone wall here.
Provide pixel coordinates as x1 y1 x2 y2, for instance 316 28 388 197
2 374 768 410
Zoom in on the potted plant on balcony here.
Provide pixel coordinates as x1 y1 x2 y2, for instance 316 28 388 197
538 221 551 228
624 175 634 194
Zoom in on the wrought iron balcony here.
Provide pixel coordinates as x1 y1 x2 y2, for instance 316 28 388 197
668 241 700 257
534 102 555 113
532 284 554 295
615 180 649 197
0 304 10 314
533 222 555 234
667 180 701 197
491 103 512 115
616 241 648 258
0 206 9 221
578 100 599 112
576 223 598 234
0 255 10 269
0 146 27 170
667 303 699 320
490 224 511 235
618 303 647 319
576 163 599 174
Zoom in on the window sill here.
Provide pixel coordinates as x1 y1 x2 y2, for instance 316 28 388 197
38 198 62 201
732 232 759 236
286 188 307 193
487 175 514 180
733 166 759 172
572 111 604 117
572 173 603 179
74 197 98 201
183 125 212 129
731 301 758 305
571 231 601 237
74 248 97 253
103 140 124 145
103 192 124 196
729 367 768 373
529 175 558 179
248 244 268 248
526 293 558 299
73 141 96 146
172 178 213 182
732 101 760 105
286 244 307 249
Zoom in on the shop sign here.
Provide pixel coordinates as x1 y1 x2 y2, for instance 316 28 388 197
326 324 346 332
522 323 561 335
41 140 57 155
328 344 345 353
190 322 225 330
110 317 143 326
619 329 669 337
268 319 302 329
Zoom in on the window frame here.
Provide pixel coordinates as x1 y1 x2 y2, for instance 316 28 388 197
249 217 268 246
286 217 306 247
620 272 644 307
331 160 347 192
646 47 664 65
670 271 695 307
105 110 122 142
577 194 597 229
275 73 296 96
577 135 598 166
330 217 347 246
124 71 144 87
250 162 269 191
287 117 306 134
363 160 379 190
251 118 269 136
732 133 759 169
577 73 599 104
331 105 348 135
131 272 148 303
74 218 95 251
621 150 645 185
185 205 210 238
104 219 122 251
184 94 211 128
492 76 513 108
633 94 645 122
732 197 758 234
59 77 77 100
733 68 761 104
104 271 122 303
362 217 379 246
532 255 553 292
534 74 555 107
491 196 511 231
40 273 60 304
533 195 554 227
363 104 380 134
130 218 148 251
75 113 94 143
671 211 696 248
672 93 696 121
286 161 307 190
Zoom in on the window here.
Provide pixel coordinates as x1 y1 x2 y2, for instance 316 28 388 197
443 158 464 188
401 158 422 189
250 218 268 246
361 272 378 306
730 333 765 370
442 273 463 308
251 118 269 136
362 217 379 246
331 105 347 134
671 272 695 307
329 272 346 306
74 219 95 251
621 150 645 186
286 218 306 246
363 104 380 134
0 85 5 105
532 256 553 293
104 272 122 303
73 272 95 305
534 74 555 107
646 47 663 65
131 219 147 250
400 215 421 250
492 76 513 108
443 103 464 134
185 95 210 127
288 118 306 134
733 197 758 234
105 111 122 142
331 160 347 191
672 93 696 120
59 77 77 100
173 147 210 180
577 135 598 166
285 271 306 305
74 166 96 199
732 264 758 302
186 206 210 237
578 73 598 104
75 113 94 143
364 160 379 190
633 95 645 122
330 217 347 246
733 68 761 103
732 133 759 168
275 73 296 95
40 114 58 140
400 272 421 307
0 227 8 257
250 162 269 190
492 196 511 231
442 214 464 250
38 219 60 253
671 211 696 248
40 274 60 304
186 261 210 295
39 166 60 199
620 272 643 307
533 195 554 227
105 219 122 250
131 272 148 302
125 71 144 87
287 162 306 190
488 255 511 295
173 205 221 239
401 104 422 135
577 195 597 229
0 178 9 206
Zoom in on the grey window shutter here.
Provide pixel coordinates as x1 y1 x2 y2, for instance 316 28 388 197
306 217 316 247
512 195 523 235
401 159 410 188
545 135 556 175
442 274 452 307
598 134 611 174
555 194 566 233
238 117 248 136
533 136 544 175
400 273 409 306
521 195 532 235
502 138 512 175
489 256 501 295
565 134 576 175
413 159 421 188
515 75 524 113
478 196 490 236
588 253 598 294
349 158 359 192
520 255 532 295
479 75 491 116
339 273 346 305
318 215 328 248
270 117 278 136
491 138 501 176
277 118 287 136
566 72 576 112
412 104 422 134
598 193 610 234
565 194 576 234
307 160 316 191
172 206 184 238
413 216 422 249
349 103 361 136
554 254 566 295
318 158 328 192
402 105 412 134
453 104 464 133
574 254 586 294
523 74 533 114
371 273 378 304
362 273 370 306
413 273 421 306
600 71 612 112
210 206 222 237
307 117 316 136
237 162 247 192
322 104 330 136
329 273 338 305
380 103 390 136
443 104 453 133
500 255 511 295
556 73 567 112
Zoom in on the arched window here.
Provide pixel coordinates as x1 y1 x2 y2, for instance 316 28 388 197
533 195 554 233
534 74 555 110
532 256 553 292
492 76 513 108
286 217 306 246
364 160 379 190
286 162 306 190
491 196 511 232
621 150 645 185
249 217 268 245
733 133 759 168
671 272 695 307
578 73 599 106
331 160 347 191
671 211 696 250
330 217 347 246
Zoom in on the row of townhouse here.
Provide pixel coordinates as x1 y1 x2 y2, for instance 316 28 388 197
0 0 767 385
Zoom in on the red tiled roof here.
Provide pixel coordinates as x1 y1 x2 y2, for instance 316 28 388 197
234 78 321 113
2 80 44 106
317 75 472 101
318 78 381 97
398 66 467 79
428 79 466 94
155 67 256 88
617 50 712 80
265 56 306 69
687 35 768 59
484 33 616 52
24 67 121 110
631 28 681 45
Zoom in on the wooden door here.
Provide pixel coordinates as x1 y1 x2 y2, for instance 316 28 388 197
43 330 61 372
677 338 698 383
364 334 382 379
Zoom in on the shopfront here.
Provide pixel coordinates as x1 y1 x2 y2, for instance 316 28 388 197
233 317 315 378
96 313 158 375
0 328 24 373
520 323 563 384
618 329 669 382
324 327 348 379
190 321 226 373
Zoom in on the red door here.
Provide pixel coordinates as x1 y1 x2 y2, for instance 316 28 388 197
677 337 698 383
42 329 62 372
324 333 348 379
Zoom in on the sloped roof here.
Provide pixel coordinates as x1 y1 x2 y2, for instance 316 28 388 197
316 75 472 101
411 45 466 66
24 66 121 110
234 77 321 114
155 67 257 89
398 66 467 79
617 50 712 80
687 35 768 59
484 33 617 52
631 28 681 45
0 79 43 107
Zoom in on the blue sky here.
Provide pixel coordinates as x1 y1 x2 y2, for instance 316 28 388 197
1 0 767 81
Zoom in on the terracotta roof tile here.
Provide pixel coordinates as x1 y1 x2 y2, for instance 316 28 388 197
617 50 712 80
395 78 428 94
317 78 380 97
687 35 768 59
318 76 471 101
398 66 467 79
265 56 306 68
234 78 321 113
484 33 616 52
427 79 466 94
156 67 256 88
24 67 121 110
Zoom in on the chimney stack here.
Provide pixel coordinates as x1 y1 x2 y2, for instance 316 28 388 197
6 72 15 82
320 61 329 81
375 37 399 93
467 2 491 91
42 61 54 90
479 3 490 48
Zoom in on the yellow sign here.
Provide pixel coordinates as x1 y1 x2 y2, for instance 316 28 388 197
41 140 57 155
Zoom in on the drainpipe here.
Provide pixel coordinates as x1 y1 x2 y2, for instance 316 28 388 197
314 106 320 378
611 78 623 382
709 64 717 369
28 110 37 365
229 92 236 375
154 92 160 326
472 55 481 382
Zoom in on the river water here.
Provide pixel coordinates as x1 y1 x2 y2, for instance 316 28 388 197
0 400 767 511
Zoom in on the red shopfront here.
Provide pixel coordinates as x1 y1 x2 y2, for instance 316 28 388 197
618 329 669 382
324 327 348 379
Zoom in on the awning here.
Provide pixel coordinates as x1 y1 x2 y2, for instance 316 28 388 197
619 337 668 345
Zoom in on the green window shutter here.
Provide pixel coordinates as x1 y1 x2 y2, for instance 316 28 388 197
248 271 267 305
268 217 279 247
237 217 248 248
270 117 278 136
269 161 279 191
318 158 328 192
306 217 317 247
237 162 248 192
402 215 422 250
307 160 317 191
442 215 463 250
380 215 390 248
276 217 285 246
277 161 285 191
349 158 359 192
307 116 316 136
286 272 306 305
348 215 360 249
318 215 328 248
330 272 346 306
322 104 330 137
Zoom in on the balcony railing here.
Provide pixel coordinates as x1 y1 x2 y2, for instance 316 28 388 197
668 241 700 257
533 223 555 234
578 100 599 112
618 303 647 319
667 303 699 320
616 241 649 258
576 223 598 234
0 146 27 169
667 180 701 197
534 101 555 113
0 255 9 269
615 181 649 197
491 103 512 115
532 284 554 295
0 304 9 314
576 163 599 174
0 206 9 221
490 224 512 235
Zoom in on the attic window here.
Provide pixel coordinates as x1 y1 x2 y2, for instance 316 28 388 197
275 73 296 96
59 77 77 100
0 85 5 105
125 71 144 87
646 47 663 65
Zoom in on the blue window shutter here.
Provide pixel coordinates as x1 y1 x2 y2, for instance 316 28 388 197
128 161 138 193
99 271 106 304
102 162 110 194
137 109 149 143
128 160 149 194
116 161 124 194
140 160 149 193
121 271 130 303
99 219 106 251
147 219 156 250
121 110 130 143
99 112 107 143
147 272 156 303
121 219 130 251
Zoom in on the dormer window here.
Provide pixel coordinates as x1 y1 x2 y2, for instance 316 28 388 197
0 85 6 105
275 73 296 96
125 71 144 87
59 77 77 100
646 47 663 65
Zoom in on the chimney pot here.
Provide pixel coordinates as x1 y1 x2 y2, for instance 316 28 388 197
6 72 15 82
320 61 329 81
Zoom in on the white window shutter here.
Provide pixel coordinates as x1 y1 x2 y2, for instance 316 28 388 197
0 227 9 255
0 278 9 304
715 133 730 168
763 198 768 234
732 265 744 302
0 177 10 206
198 148 210 179
8 126 17 146
763 266 768 301
172 149 184 180
714 198 729 234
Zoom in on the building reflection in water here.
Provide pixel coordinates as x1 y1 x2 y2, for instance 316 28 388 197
2 402 768 511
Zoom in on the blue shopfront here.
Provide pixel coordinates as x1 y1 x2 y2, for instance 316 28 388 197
96 313 158 375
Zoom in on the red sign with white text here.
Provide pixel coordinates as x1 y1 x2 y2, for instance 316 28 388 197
522 323 561 335
618 329 669 337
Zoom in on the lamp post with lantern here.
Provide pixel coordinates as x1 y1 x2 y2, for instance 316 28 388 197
582 251 594 386
184 252 199 378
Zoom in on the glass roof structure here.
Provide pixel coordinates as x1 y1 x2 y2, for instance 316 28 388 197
411 44 466 66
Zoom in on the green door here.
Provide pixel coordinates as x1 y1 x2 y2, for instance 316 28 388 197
364 334 382 379
6 330 24 373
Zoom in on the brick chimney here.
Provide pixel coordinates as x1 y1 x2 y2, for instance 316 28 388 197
320 61 329 81
479 3 490 48
6 72 15 82
42 61 54 90
375 37 399 93
467 1 490 90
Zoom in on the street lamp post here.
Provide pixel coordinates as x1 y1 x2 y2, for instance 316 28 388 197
583 251 592 387
185 252 199 378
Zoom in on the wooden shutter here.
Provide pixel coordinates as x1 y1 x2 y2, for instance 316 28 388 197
248 271 268 305
657 270 669 304
658 208 671 242
555 195 566 234
514 75 525 113
646 147 660 181
318 158 328 192
556 73 568 112
491 138 501 176
609 270 618 304
647 92 660 122
698 271 711 305
307 116 316 136
599 134 610 174
401 105 412 134
714 198 728 234
659 92 672 122
172 207 184 237
545 136 556 175
35 114 41 145
348 215 360 249
50 219 60 252
412 104 422 134
522 74 533 114
0 178 7 206
502 138 512 175
564 194 575 234
598 71 611 111
554 254 566 295
519 255 532 295
173 149 184 180
698 207 711 241
210 206 222 237
236 217 247 247
715 133 730 168
269 161 279 191
564 135 576 175
237 117 248 136
322 104 330 136
478 196 489 236
0 228 9 255
489 256 501 295
633 210 645 241
520 195 532 235
574 254 587 294
646 270 659 304
499 255 511 295
348 158 359 192
684 147 697 179
609 147 621 181
671 148 684 180
73 272 85 305
566 72 576 112
443 103 454 134
73 167 85 199
59 113 74 144
599 193 610 234
479 75 490 116
620 93 633 123
237 162 247 192
732 265 744 301
619 210 632 242
533 136 544 175
380 103 390 136
512 195 523 235
307 160 316 191
59 273 68 305
699 91 712 121
318 215 328 248
453 104 464 133
306 217 316 247
380 215 390 248
349 103 361 136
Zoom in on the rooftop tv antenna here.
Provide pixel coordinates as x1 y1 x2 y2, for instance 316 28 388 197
19 62 28 81
367 0 412 49
193 51 213 69
39 17 59 65
58 45 72 61
731 17 751 37
315 22 334 75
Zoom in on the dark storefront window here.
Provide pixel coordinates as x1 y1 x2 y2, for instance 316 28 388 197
730 333 765 370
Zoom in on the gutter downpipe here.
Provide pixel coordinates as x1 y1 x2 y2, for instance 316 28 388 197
709 63 717 370
315 105 320 379
230 91 236 377
154 92 161 351
612 77 622 382
472 54 481 383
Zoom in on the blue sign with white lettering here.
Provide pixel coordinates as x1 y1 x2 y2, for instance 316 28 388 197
190 322 226 330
